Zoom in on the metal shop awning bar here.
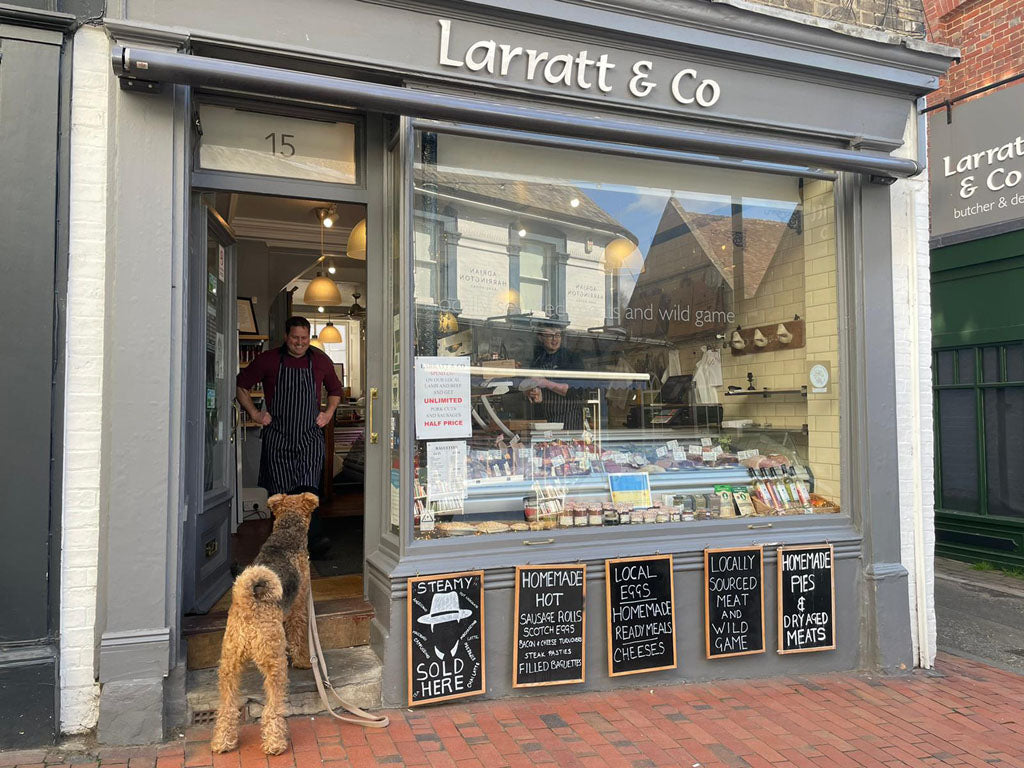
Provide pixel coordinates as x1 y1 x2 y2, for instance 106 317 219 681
112 46 921 179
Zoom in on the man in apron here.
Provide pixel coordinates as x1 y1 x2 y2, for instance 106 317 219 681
524 322 587 430
236 316 343 555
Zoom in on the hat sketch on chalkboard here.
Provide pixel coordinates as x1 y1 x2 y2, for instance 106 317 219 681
418 591 472 628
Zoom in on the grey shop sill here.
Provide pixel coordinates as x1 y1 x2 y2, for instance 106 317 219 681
378 513 859 583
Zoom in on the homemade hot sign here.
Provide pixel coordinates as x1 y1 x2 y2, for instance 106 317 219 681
513 565 586 687
407 571 485 706
605 555 677 676
704 546 765 659
777 544 836 654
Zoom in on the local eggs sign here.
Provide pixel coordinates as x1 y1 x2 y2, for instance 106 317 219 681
928 80 1024 245
438 19 721 108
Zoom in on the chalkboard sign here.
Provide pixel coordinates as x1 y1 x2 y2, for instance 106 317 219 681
513 565 586 688
407 571 485 706
605 555 677 677
777 544 836 654
704 546 765 659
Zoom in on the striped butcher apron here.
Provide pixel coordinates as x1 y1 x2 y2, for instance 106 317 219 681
533 354 585 430
258 349 325 495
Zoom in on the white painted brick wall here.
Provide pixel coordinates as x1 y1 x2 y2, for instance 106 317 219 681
891 105 937 668
60 24 111 734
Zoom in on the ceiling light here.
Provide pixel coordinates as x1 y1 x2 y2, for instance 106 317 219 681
570 198 580 208
518 227 527 237
305 273 342 305
327 265 336 274
317 306 325 313
316 206 337 228
319 321 342 344
347 219 367 260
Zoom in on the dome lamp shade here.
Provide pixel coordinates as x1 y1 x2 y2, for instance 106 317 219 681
303 273 343 305
347 219 367 260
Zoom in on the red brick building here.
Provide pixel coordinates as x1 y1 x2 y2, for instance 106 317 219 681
924 0 1024 105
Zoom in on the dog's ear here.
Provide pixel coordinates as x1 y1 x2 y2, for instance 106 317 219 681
267 494 285 515
301 492 319 514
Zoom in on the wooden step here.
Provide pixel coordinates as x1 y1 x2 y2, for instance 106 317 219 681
183 576 373 670
186 646 382 726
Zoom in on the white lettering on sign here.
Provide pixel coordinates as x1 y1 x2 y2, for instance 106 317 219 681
942 136 1024 199
437 19 721 109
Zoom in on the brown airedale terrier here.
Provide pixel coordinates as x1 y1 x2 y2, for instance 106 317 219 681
211 491 317 755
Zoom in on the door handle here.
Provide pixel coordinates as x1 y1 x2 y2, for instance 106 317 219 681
368 387 379 444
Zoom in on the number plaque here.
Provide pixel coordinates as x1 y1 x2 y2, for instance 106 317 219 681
198 104 357 184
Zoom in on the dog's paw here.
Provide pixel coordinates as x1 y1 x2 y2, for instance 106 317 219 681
210 737 238 754
290 657 313 670
262 737 289 755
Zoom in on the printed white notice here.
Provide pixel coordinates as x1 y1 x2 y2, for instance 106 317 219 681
427 441 468 501
415 356 472 439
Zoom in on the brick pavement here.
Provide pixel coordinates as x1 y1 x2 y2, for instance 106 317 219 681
4 653 1024 768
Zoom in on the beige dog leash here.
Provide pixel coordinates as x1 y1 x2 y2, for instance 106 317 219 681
306 588 390 728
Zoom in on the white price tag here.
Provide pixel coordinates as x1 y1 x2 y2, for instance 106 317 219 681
701 437 713 447
673 449 688 462
688 445 702 455
656 446 668 457
667 440 680 450
738 449 760 460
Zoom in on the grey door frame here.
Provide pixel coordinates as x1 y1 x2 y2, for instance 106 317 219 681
182 101 390 620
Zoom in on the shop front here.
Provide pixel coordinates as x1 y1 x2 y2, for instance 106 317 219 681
73 0 952 741
927 81 1024 569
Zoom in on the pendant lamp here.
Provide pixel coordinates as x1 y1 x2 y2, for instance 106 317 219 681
304 272 343 305
319 321 342 344
304 215 344 305
348 292 364 318
347 219 367 260
309 335 325 351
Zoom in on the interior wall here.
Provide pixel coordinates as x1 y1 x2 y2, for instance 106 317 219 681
237 239 271 336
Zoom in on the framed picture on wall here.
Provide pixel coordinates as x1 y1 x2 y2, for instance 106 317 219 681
237 297 258 334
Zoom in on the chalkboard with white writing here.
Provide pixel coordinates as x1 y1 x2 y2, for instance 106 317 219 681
704 546 765 659
777 544 836 654
513 565 586 688
605 555 677 677
407 571 485 706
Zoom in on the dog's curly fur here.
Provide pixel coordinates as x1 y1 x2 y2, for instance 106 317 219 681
210 491 317 756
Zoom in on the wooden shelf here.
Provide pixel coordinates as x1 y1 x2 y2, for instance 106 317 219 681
724 387 807 398
239 334 269 341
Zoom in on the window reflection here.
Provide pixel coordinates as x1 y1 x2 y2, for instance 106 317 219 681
411 132 841 538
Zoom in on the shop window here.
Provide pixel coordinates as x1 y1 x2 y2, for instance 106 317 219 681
410 130 842 540
935 343 1024 519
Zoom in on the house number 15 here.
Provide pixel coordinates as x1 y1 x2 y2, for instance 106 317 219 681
264 132 296 157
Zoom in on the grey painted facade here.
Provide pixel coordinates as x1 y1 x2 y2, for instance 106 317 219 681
59 0 952 743
0 3 77 748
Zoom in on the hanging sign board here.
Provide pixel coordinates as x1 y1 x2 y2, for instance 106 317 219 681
605 555 676 677
414 356 472 439
407 571 485 706
704 546 765 659
513 565 586 688
927 81 1024 246
777 544 836 654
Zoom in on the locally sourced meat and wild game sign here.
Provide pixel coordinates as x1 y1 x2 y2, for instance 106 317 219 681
704 546 765 659
777 544 836 654
407 571 485 706
513 565 586 687
605 555 677 676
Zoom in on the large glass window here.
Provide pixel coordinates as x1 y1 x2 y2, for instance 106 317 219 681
410 131 842 539
935 343 1024 518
